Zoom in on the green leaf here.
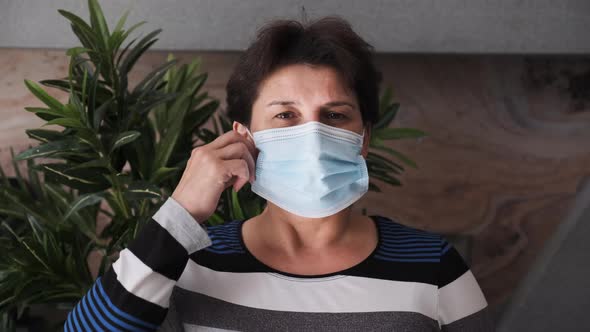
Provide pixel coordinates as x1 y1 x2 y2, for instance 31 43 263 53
132 59 177 96
14 138 83 161
113 9 130 34
374 103 399 130
379 87 393 115
123 182 161 200
93 97 113 129
375 128 427 140
372 145 418 169
149 167 179 184
231 190 245 220
42 117 85 129
64 192 105 220
66 47 92 57
186 99 219 132
153 93 191 169
24 80 66 113
59 10 99 56
88 0 110 50
58 10 95 38
65 159 109 171
119 29 161 74
368 182 382 192
24 107 64 119
119 21 146 48
207 212 225 226
110 131 141 153
41 163 109 191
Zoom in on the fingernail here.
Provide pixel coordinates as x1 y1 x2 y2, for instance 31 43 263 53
236 122 247 135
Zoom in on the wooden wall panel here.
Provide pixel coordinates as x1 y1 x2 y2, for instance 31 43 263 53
1 48 589 308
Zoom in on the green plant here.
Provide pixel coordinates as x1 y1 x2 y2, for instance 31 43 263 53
0 0 426 329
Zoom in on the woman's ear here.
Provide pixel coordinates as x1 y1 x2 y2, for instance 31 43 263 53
361 124 371 158
233 121 256 146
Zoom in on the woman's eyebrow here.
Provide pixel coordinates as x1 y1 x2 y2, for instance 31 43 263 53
266 100 298 107
266 100 355 108
322 101 355 108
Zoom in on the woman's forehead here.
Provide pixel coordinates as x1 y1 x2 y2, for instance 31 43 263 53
256 64 357 103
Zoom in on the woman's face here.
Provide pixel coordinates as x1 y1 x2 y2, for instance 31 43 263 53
250 64 370 157
249 63 370 156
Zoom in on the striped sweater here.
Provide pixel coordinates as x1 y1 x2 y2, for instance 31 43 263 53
64 197 494 331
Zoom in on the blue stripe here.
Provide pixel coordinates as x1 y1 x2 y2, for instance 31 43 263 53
92 284 146 332
380 238 441 244
211 242 241 250
378 222 424 230
209 228 239 235
376 250 440 258
441 242 452 255
209 234 241 242
96 277 159 330
72 306 82 331
206 242 243 249
378 244 440 253
87 284 122 332
379 240 440 248
379 232 439 240
74 301 91 332
378 223 435 231
374 254 440 263
65 312 72 332
379 225 438 235
379 227 430 234
209 232 239 238
378 241 442 248
379 230 440 239
205 247 245 254
207 225 238 233
67 311 76 332
81 293 103 331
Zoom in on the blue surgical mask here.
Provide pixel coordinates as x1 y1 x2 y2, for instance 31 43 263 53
246 121 369 218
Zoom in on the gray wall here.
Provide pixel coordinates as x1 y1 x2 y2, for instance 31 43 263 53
0 0 589 54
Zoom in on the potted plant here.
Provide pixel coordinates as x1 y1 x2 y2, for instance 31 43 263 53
0 1 425 330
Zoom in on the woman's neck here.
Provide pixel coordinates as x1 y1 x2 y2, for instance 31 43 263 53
255 202 358 256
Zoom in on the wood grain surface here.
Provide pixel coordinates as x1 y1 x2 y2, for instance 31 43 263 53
1 48 589 307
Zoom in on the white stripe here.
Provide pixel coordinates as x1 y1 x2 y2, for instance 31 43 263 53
183 324 238 332
177 260 438 319
438 270 488 325
152 197 212 253
112 249 176 308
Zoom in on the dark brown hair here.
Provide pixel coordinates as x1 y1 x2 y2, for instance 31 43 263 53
225 16 382 126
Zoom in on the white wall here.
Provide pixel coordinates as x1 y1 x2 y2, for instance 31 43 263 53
0 0 589 54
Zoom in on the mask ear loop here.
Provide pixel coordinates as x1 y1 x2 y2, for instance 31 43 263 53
244 126 257 147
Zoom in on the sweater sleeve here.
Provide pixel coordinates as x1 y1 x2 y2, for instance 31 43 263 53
64 197 212 332
437 238 495 332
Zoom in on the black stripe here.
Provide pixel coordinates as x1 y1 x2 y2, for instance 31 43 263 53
86 283 120 331
101 268 168 326
191 250 440 286
441 306 494 332
170 288 441 332
92 281 150 331
438 242 469 288
126 218 189 280
79 291 108 331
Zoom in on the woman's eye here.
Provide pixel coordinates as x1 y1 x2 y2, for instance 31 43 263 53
326 112 346 120
275 112 294 119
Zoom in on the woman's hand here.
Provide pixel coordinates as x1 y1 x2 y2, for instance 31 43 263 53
171 122 257 223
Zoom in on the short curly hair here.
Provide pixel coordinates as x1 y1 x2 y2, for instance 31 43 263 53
225 16 382 126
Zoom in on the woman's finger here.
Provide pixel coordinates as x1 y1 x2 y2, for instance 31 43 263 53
222 159 251 192
216 142 256 182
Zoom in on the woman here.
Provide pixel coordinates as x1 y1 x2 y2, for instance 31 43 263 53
64 17 493 332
